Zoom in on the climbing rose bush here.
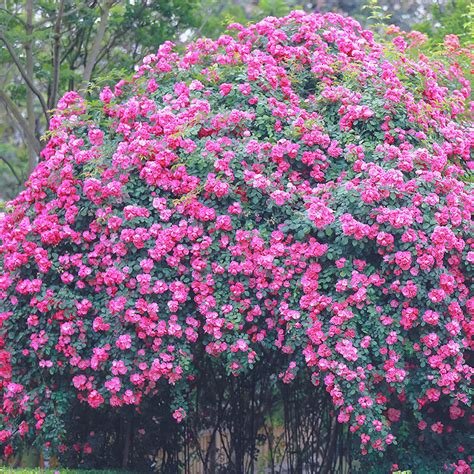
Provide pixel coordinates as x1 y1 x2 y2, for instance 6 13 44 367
0 11 472 467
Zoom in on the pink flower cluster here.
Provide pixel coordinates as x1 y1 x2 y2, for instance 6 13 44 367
0 11 472 467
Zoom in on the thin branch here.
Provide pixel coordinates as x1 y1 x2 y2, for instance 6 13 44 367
0 31 50 124
34 5 80 29
0 7 26 27
0 156 22 187
0 88 41 156
73 20 94 76
60 28 84 64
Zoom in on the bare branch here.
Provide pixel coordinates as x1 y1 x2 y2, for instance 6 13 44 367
0 31 50 124
0 7 26 27
61 28 85 64
34 5 80 29
0 156 22 187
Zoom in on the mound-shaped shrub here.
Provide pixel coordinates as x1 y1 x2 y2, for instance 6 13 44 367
0 10 472 472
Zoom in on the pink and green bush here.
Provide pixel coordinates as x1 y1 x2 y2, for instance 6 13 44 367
0 10 472 472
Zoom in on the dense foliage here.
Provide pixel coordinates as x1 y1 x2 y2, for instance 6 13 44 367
0 10 472 472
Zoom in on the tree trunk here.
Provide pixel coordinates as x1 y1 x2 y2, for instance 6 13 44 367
25 0 36 174
0 89 41 157
80 0 113 91
49 0 65 110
